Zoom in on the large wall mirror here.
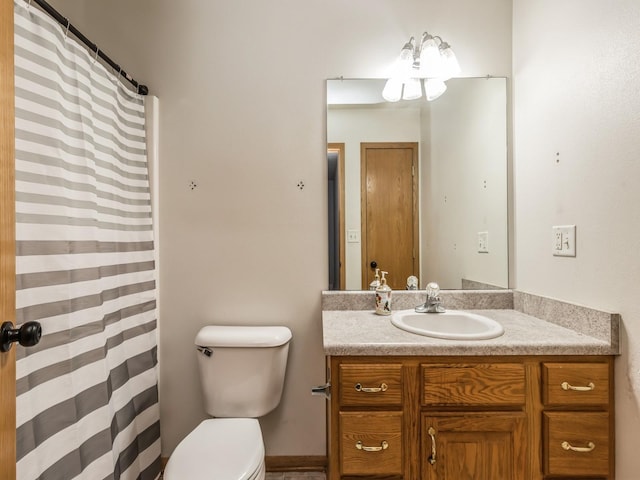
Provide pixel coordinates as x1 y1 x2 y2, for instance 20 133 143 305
327 77 509 291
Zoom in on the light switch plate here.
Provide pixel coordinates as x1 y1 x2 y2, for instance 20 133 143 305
347 229 360 243
477 231 489 253
552 225 576 257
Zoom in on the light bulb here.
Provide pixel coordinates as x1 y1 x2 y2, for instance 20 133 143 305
399 38 415 62
424 78 447 101
382 78 403 102
395 37 416 80
419 36 444 78
402 78 422 100
439 44 461 81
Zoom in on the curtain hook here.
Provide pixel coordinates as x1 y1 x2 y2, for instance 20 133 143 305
27 0 32 9
93 47 99 64
64 20 70 40
115 67 122 87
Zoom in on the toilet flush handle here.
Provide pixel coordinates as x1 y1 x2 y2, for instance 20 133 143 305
196 346 212 357
311 382 331 399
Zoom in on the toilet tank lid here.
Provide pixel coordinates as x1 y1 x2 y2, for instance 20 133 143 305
195 325 292 348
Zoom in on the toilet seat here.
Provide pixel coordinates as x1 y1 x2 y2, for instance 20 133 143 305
164 418 264 480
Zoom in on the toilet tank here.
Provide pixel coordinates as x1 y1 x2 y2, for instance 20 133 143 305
194 325 292 418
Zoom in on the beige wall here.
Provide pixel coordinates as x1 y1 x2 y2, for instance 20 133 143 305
49 0 512 458
513 0 640 477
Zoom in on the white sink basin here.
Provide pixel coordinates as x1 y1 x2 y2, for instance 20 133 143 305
391 309 504 340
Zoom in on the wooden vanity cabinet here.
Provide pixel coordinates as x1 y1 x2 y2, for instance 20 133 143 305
421 363 527 480
326 355 615 480
541 362 614 478
331 361 406 479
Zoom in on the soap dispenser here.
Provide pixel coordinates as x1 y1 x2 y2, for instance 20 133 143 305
369 268 381 290
375 271 392 316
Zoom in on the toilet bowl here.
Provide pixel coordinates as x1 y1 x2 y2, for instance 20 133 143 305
163 325 292 480
164 418 265 480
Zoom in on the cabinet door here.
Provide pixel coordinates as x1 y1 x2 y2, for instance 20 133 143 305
340 411 403 476
422 413 526 480
543 411 610 476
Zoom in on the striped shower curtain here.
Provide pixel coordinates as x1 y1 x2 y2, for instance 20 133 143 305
13 1 161 479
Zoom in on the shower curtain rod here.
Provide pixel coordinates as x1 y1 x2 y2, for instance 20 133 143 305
26 0 149 95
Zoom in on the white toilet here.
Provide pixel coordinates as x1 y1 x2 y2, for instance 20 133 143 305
164 325 292 480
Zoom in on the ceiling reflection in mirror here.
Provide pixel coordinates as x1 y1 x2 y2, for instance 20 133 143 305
327 77 508 291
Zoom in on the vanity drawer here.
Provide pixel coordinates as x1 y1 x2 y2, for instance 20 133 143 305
339 411 403 476
422 363 526 406
339 364 402 406
542 362 610 406
543 411 610 476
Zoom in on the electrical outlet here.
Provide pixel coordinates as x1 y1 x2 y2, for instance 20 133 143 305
552 225 576 257
477 231 489 253
554 231 563 250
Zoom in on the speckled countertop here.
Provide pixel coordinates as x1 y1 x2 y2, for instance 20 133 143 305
322 290 620 356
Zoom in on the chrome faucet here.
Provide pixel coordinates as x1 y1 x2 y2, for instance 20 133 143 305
415 282 446 313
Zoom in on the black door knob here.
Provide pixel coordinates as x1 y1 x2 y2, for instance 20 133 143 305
1 321 42 352
370 261 377 269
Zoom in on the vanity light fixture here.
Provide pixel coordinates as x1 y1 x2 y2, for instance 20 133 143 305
383 32 461 102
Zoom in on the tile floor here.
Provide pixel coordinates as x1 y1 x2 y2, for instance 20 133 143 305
265 473 325 480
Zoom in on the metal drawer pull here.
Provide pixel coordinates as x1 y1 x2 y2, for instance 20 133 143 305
355 440 388 452
354 382 388 393
561 381 595 392
427 427 437 465
562 441 596 453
